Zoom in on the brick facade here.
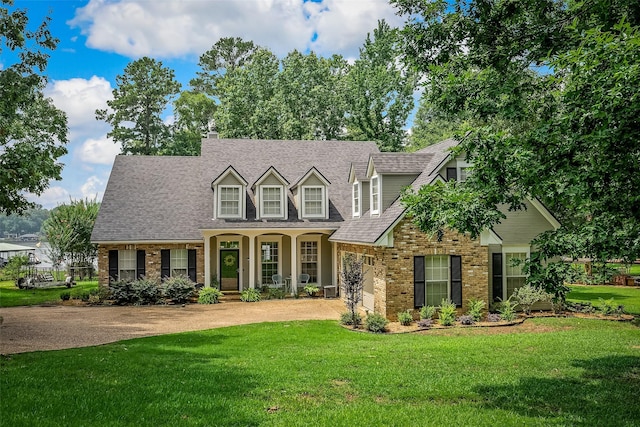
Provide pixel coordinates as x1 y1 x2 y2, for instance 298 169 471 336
97 243 205 286
337 218 489 321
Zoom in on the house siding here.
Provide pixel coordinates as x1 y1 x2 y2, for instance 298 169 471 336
493 201 554 244
381 175 418 211
97 243 205 287
337 218 489 321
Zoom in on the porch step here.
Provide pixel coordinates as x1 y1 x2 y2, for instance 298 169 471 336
220 291 242 301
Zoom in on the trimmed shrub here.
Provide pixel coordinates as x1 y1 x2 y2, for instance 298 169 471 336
162 276 196 304
240 288 261 302
267 287 286 300
60 291 71 301
365 312 388 333
339 311 362 327
131 278 162 305
109 280 135 305
198 287 223 304
438 299 457 326
420 305 437 320
511 284 552 315
397 310 413 326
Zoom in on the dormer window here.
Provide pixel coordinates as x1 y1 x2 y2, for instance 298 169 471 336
211 166 247 219
370 176 380 215
352 182 360 217
302 186 325 218
219 185 242 218
260 186 284 218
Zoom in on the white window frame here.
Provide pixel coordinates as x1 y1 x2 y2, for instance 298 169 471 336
258 236 282 286
352 181 361 218
370 175 380 216
260 185 285 218
170 248 188 277
503 246 530 299
217 185 243 219
457 161 471 182
301 186 326 219
424 255 450 306
118 249 136 281
299 236 321 284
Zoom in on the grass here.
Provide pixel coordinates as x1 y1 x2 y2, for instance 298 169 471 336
1 318 639 426
567 284 640 315
0 279 98 307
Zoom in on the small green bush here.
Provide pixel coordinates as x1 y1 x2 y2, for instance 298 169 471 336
304 284 320 297
365 312 388 333
267 287 285 300
60 291 71 301
109 280 134 305
162 276 195 304
79 290 91 302
417 318 432 329
198 287 223 304
498 299 517 322
419 305 437 320
598 297 623 316
240 288 261 302
339 311 362 327
132 278 162 305
466 298 486 322
486 313 501 322
457 314 475 325
397 310 413 326
511 284 552 315
438 299 457 326
88 294 101 305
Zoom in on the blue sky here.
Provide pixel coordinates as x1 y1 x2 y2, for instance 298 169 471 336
8 0 403 210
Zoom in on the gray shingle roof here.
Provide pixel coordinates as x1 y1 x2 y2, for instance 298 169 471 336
368 152 435 174
329 139 459 244
91 138 379 242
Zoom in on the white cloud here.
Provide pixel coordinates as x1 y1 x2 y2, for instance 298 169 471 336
80 176 105 200
68 0 400 59
26 186 71 210
44 76 113 140
77 136 121 165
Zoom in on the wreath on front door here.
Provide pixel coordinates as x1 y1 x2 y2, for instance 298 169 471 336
223 254 236 267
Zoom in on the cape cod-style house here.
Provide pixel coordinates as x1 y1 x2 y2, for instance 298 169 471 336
91 136 559 319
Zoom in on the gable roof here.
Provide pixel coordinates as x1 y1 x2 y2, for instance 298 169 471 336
92 138 379 242
367 152 435 176
252 166 289 189
290 166 331 189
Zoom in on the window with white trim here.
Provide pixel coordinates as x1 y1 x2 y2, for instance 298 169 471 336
425 255 449 306
260 241 279 285
171 249 188 277
352 182 360 217
218 185 241 218
118 250 136 281
302 186 325 218
261 186 283 217
300 240 318 282
505 252 527 298
370 176 380 215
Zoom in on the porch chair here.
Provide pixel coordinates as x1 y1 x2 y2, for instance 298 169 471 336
272 274 284 290
297 273 310 294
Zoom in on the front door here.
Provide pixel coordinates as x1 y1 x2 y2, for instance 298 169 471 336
220 249 239 291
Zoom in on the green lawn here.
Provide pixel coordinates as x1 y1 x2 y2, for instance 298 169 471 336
0 279 98 307
568 284 640 315
1 318 639 426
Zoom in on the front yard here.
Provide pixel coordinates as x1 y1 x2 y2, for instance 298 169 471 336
1 318 638 426
567 284 640 315
0 279 99 307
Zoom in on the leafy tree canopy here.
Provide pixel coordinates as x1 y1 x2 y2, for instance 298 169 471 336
0 0 68 215
396 0 640 296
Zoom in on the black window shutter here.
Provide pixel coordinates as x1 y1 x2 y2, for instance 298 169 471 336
450 255 462 307
108 250 118 283
414 256 425 308
188 249 197 283
446 167 457 181
161 249 170 279
136 250 145 279
492 253 503 302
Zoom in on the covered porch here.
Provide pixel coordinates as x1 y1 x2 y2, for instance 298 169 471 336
201 228 339 295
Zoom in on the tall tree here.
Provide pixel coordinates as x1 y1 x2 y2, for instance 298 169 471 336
396 0 640 298
345 20 417 151
191 37 259 97
0 0 68 215
406 94 470 151
162 90 217 156
96 57 181 155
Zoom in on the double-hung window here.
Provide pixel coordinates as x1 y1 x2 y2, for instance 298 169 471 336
171 249 188 277
260 241 279 285
300 240 318 282
302 186 324 218
352 182 360 217
424 255 449 306
261 186 283 218
414 255 463 308
505 252 527 298
118 250 137 281
370 176 380 215
219 185 241 218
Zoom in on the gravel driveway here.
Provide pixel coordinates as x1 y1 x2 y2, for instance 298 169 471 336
0 299 344 354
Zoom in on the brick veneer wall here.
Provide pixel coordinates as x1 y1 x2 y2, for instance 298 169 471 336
97 243 205 286
337 218 489 321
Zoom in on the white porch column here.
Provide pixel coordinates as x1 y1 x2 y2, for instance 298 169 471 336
332 240 337 286
204 235 211 287
248 234 256 289
290 233 298 295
